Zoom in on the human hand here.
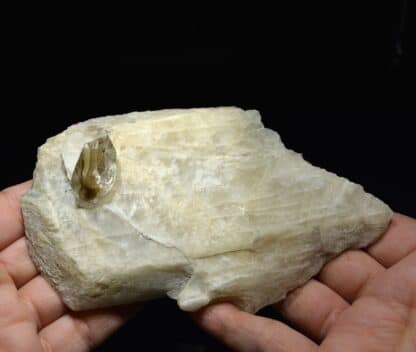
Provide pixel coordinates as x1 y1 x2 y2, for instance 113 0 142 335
194 213 416 351
0 181 140 352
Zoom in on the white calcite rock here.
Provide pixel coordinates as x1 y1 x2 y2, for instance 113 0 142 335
22 107 392 313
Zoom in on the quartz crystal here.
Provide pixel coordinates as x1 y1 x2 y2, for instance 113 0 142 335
21 107 392 313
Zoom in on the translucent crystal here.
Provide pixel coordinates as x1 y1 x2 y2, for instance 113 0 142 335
71 135 118 208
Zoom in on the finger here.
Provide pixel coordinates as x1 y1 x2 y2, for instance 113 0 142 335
194 302 317 352
367 213 416 267
274 279 349 342
0 237 38 288
0 265 42 350
39 304 142 352
0 325 43 352
0 263 21 325
358 251 416 308
0 181 32 250
18 275 67 330
0 264 44 352
318 250 385 302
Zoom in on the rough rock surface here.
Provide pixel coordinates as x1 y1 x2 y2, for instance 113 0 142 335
21 107 392 313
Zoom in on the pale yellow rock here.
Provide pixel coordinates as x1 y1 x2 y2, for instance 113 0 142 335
21 107 392 313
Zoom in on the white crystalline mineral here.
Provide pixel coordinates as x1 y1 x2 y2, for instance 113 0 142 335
21 107 392 313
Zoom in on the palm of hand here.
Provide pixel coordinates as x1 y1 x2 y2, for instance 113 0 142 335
319 245 415 351
195 214 416 351
0 182 140 352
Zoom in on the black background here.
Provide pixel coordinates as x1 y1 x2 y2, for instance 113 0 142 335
2 2 415 351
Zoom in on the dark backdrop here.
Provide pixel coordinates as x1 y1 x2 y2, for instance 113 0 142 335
2 2 414 351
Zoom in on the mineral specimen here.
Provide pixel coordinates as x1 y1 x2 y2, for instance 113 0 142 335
21 107 392 313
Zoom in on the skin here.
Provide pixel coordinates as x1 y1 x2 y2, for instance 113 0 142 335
0 182 415 351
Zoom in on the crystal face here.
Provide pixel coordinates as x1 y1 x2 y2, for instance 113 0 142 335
71 135 118 208
21 107 392 313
